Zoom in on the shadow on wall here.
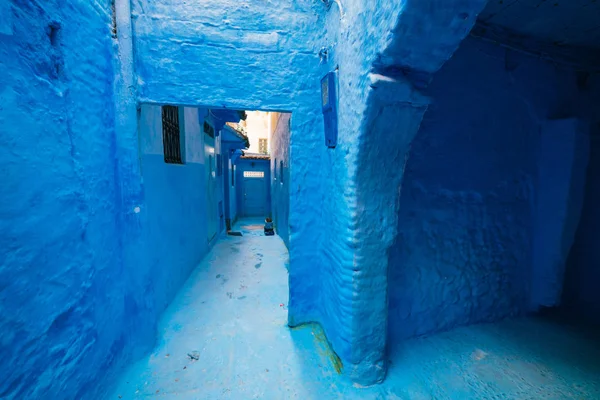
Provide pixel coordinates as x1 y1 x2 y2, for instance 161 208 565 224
270 113 291 249
0 2 132 399
387 36 600 347
563 123 600 326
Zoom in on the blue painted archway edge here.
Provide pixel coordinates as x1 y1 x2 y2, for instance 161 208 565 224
312 0 490 385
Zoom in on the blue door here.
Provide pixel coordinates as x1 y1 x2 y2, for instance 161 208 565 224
242 171 267 217
205 132 218 242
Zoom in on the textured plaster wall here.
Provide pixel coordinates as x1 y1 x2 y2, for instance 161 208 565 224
8 0 595 393
564 138 600 324
388 36 598 344
270 113 291 248
531 118 589 309
0 1 127 398
318 0 489 383
130 0 491 385
6 0 574 392
132 0 324 111
137 104 212 312
563 76 600 324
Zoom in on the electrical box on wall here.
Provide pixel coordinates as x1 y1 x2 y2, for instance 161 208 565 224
321 69 338 148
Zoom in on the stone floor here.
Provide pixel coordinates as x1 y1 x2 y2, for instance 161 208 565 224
110 219 600 399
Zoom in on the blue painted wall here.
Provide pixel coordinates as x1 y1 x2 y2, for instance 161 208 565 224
0 1 127 398
388 36 600 345
221 126 246 228
563 76 600 324
9 0 598 393
0 0 500 394
316 0 488 384
129 0 328 351
236 159 271 218
531 119 589 309
137 104 212 307
229 160 238 224
101 102 219 397
270 113 291 248
128 0 346 380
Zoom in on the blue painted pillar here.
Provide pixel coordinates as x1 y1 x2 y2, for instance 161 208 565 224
531 119 589 309
113 0 153 347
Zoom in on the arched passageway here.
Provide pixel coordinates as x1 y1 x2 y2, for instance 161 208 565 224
3 0 600 398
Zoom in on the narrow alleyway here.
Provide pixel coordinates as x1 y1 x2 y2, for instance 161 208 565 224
110 219 349 399
6 1 600 398
110 219 600 400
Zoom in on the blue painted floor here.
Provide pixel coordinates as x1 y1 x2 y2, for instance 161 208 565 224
110 219 600 399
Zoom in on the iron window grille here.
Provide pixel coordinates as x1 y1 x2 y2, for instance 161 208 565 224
162 105 183 164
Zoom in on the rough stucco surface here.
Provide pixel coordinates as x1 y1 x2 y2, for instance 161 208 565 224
0 2 218 394
321 0 489 383
129 0 505 385
8 0 600 395
388 36 600 344
104 99 217 399
132 0 324 111
270 113 291 249
129 0 493 384
532 118 589 309
0 1 125 398
563 76 600 324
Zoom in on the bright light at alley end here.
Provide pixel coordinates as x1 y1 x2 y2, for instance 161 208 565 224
321 69 339 148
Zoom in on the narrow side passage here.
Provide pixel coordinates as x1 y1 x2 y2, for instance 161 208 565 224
110 219 353 399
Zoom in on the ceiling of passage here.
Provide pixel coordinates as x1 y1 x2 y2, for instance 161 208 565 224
478 0 600 49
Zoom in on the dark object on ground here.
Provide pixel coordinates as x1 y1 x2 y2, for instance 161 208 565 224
264 217 275 236
228 231 243 236
187 351 200 361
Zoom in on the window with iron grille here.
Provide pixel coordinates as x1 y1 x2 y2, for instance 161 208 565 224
162 105 183 164
258 138 268 154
